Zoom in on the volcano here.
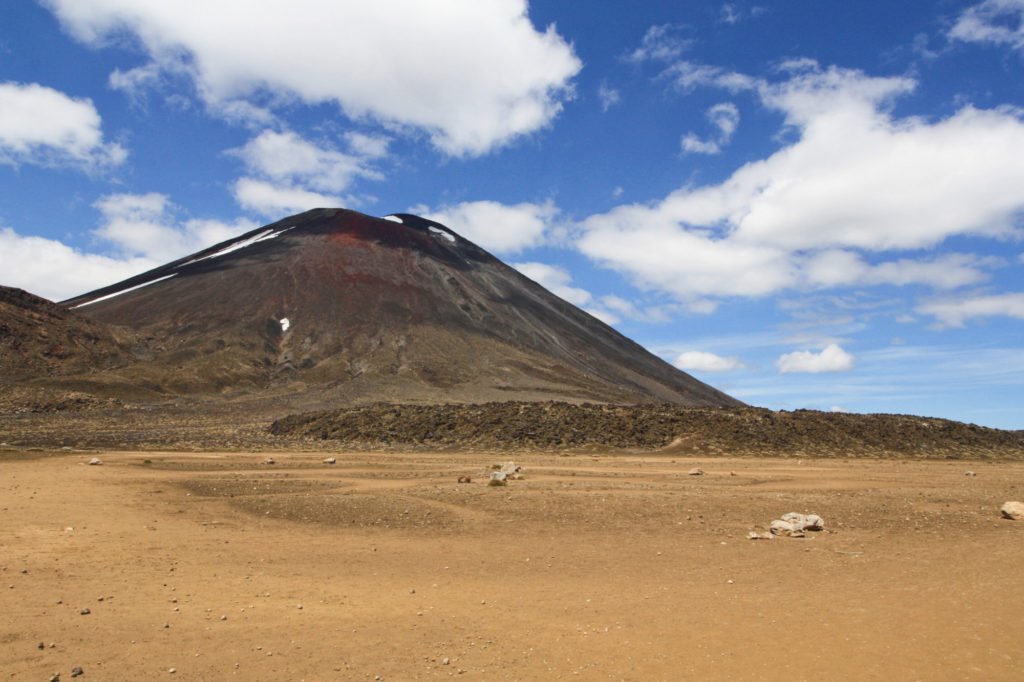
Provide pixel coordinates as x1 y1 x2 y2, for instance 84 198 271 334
56 208 741 409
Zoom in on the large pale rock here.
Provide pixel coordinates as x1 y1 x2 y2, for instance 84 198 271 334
499 461 523 479
770 512 825 537
1001 501 1024 520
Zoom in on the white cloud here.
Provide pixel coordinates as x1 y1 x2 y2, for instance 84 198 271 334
0 226 155 301
673 350 743 372
577 209 795 304
513 262 592 307
230 130 385 193
93 192 256 260
681 102 739 155
776 343 855 374
626 24 691 63
44 0 581 157
0 81 126 169
412 200 559 254
228 129 385 215
1 195 258 300
803 251 989 290
578 63 1024 305
598 83 621 112
916 292 1024 328
950 0 1024 51
233 179 344 218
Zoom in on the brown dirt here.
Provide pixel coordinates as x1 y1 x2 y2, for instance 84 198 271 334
2 448 1023 680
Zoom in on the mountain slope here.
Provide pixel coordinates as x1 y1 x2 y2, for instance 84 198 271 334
62 208 741 408
0 285 134 379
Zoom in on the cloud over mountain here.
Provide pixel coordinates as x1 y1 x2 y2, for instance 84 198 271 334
44 0 581 156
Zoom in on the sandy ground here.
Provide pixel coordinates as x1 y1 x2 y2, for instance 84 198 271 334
2 449 1023 681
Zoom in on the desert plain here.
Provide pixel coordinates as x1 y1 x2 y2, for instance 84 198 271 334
3 446 1023 681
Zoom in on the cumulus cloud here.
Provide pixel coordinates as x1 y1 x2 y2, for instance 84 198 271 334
0 226 155 301
916 292 1024 327
681 102 739 154
673 350 743 372
803 252 990 290
94 193 256 260
228 129 385 215
43 0 581 156
412 200 559 254
0 81 126 169
233 179 345 218
776 343 855 374
513 262 593 306
230 130 386 192
2 195 258 300
949 0 1024 51
577 62 1024 308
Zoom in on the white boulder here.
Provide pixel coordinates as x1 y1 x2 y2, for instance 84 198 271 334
770 512 825 537
1001 501 1024 520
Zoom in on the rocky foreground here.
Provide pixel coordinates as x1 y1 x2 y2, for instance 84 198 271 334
270 401 1024 459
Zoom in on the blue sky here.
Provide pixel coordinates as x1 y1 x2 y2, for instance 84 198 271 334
3 1 1024 429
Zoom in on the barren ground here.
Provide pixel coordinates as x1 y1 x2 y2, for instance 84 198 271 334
3 448 1023 680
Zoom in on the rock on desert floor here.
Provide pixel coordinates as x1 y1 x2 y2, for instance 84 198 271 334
2 449 1022 680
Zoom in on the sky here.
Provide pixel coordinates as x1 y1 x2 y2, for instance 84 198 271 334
2 1 1024 429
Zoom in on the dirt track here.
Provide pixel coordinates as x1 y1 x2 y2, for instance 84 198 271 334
3 448 1023 680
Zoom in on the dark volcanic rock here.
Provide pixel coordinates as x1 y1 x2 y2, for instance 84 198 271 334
270 402 1024 458
62 209 741 408
0 286 133 380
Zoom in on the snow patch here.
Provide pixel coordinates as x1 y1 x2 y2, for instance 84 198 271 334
383 215 403 223
71 273 177 308
429 226 456 243
178 225 296 268
280 317 290 332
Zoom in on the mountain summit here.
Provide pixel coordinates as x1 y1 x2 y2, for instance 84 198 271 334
60 208 741 408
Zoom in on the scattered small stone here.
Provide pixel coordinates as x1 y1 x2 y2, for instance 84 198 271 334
688 467 704 476
457 475 472 484
220 615 227 621
747 531 773 540
88 458 102 466
323 457 336 464
1001 501 1024 520
70 667 83 678
965 471 977 476
38 641 45 649
168 668 176 674
443 657 450 665
49 674 59 682
264 458 275 465
79 608 90 615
